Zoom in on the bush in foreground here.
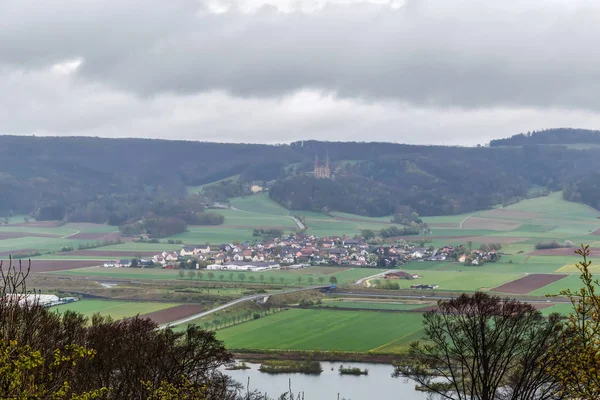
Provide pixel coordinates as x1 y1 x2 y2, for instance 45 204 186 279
0 258 272 399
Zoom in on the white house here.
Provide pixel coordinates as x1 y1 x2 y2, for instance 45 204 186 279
197 245 211 254
180 246 197 257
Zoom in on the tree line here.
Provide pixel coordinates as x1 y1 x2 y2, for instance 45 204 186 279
7 134 600 221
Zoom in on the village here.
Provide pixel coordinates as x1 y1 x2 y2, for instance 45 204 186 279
103 234 502 279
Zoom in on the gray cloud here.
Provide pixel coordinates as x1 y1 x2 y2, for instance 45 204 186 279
2 0 600 109
2 0 600 144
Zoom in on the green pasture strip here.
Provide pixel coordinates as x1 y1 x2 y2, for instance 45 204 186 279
217 308 424 353
400 260 561 274
0 237 87 254
30 256 110 262
167 227 258 244
423 212 481 225
230 193 325 219
525 255 579 265
318 300 428 311
528 275 579 297
426 228 497 237
230 193 292 216
511 224 557 233
0 226 77 237
60 223 118 233
541 303 575 316
88 242 181 252
212 209 297 228
48 267 183 281
206 267 387 286
48 266 383 286
329 212 393 223
371 328 426 354
305 218 405 237
386 269 523 291
492 231 572 239
51 300 182 320
506 192 599 219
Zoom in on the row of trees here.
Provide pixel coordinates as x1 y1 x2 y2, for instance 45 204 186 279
177 270 337 286
397 245 600 399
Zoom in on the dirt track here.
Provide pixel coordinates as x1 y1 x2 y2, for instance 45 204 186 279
491 274 567 295
139 304 205 325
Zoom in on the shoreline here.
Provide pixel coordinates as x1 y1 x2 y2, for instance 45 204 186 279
232 350 411 365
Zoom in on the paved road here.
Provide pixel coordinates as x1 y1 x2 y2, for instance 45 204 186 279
160 285 328 328
355 270 395 287
290 216 306 230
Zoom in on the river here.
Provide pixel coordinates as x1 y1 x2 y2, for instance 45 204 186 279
225 361 428 400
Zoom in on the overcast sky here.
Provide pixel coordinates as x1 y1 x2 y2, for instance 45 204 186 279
2 0 600 145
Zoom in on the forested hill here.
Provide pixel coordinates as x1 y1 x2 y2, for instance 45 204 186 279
490 128 600 147
3 134 600 222
0 135 296 220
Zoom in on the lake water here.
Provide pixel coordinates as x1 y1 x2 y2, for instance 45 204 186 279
225 361 428 400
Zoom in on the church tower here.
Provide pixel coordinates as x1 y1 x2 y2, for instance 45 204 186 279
313 154 331 179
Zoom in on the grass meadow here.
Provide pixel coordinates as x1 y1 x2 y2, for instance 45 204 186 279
217 308 424 353
317 300 430 311
49 266 385 286
51 299 181 320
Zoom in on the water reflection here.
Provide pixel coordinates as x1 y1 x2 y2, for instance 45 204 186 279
224 361 428 400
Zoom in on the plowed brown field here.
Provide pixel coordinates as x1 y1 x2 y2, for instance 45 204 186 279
491 274 567 295
138 304 205 325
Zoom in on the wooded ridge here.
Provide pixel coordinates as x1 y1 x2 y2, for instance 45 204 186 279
3 129 600 222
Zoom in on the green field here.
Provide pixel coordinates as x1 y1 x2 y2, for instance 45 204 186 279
228 193 404 237
217 308 424 353
52 300 181 320
541 303 575 316
48 266 385 286
318 300 429 311
385 270 523 291
528 275 582 297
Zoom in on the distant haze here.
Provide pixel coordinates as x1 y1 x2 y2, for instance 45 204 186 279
2 0 600 145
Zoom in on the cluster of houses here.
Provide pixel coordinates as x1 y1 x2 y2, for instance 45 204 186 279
101 234 500 274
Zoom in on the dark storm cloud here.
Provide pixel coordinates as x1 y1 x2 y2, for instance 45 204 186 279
2 0 600 111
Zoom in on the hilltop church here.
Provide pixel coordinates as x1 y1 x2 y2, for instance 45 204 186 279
313 155 331 179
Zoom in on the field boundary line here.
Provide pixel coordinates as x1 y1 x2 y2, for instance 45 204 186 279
369 331 419 353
